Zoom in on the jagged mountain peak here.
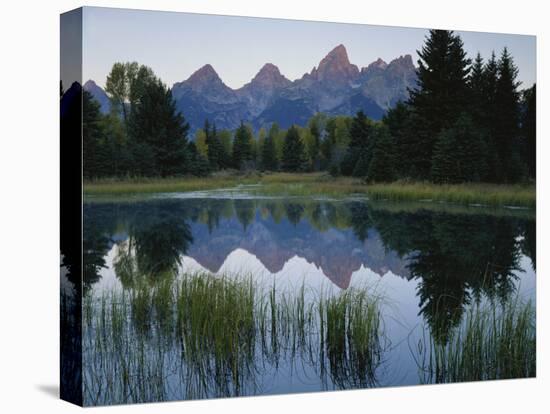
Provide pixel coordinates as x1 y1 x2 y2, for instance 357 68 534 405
186 64 223 85
324 44 350 63
312 44 359 82
388 54 414 69
165 45 417 131
248 63 290 88
368 58 388 70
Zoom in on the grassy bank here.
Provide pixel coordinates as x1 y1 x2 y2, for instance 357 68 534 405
84 172 535 208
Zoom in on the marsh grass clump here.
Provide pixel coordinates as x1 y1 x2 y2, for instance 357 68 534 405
323 288 383 388
175 273 257 397
82 271 385 404
416 296 536 383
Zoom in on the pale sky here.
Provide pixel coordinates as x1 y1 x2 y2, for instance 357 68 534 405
79 6 536 90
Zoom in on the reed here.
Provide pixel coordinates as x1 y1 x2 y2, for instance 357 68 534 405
82 271 384 404
416 296 536 383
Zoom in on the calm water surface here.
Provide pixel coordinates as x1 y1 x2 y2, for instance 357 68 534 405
67 194 535 405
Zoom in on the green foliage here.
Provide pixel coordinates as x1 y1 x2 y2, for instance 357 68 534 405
105 62 129 123
87 44 533 185
187 142 211 177
260 128 279 171
281 126 308 172
128 77 190 177
494 48 523 182
83 90 109 179
341 111 370 176
383 102 413 177
407 30 471 178
232 121 255 170
431 114 488 184
204 120 230 170
366 126 396 182
418 298 535 383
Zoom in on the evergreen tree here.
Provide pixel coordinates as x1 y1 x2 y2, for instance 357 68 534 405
366 126 396 182
260 130 278 171
341 111 370 175
522 84 536 179
383 102 413 177
218 129 233 162
213 124 232 169
204 120 221 170
431 114 488 183
352 150 370 178
469 53 485 124
98 112 129 176
83 90 108 179
281 126 308 172
494 48 523 182
128 77 189 176
232 121 254 170
407 30 471 178
481 52 501 182
187 141 210 177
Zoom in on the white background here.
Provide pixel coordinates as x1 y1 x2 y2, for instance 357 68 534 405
0 0 547 412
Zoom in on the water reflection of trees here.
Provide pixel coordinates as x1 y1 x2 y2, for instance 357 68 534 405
367 208 527 345
83 198 535 347
82 201 194 292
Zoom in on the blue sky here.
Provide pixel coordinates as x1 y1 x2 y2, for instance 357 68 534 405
81 6 536 90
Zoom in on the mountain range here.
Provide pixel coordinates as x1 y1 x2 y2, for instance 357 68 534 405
84 44 417 133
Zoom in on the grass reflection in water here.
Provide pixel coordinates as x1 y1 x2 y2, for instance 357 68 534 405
83 271 384 405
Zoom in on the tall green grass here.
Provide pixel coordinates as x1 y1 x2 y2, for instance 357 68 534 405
83 270 535 405
415 296 536 383
82 272 384 404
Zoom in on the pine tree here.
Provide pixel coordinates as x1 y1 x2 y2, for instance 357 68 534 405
469 53 485 124
352 150 370 178
431 114 488 183
494 48 523 182
281 126 308 172
383 102 412 178
232 121 254 170
260 131 278 171
187 141 210 177
341 111 370 175
204 120 222 170
128 78 189 176
481 51 501 182
213 124 232 169
366 126 396 182
407 30 471 178
83 90 108 178
431 127 460 184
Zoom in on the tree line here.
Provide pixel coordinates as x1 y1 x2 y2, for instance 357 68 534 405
79 30 535 183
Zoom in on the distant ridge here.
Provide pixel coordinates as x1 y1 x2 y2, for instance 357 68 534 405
87 45 418 132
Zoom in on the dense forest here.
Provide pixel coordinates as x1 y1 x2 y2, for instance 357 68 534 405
75 30 536 184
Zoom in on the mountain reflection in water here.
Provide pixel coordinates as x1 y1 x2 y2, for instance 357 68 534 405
67 197 535 404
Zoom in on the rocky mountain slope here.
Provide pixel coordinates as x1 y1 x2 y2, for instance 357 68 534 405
88 44 417 133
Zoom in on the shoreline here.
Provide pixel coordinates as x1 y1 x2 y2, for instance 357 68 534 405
83 173 536 209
